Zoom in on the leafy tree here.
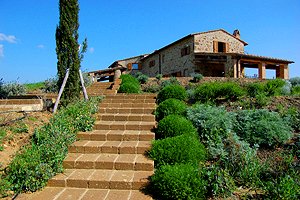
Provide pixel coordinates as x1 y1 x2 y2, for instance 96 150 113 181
55 0 87 106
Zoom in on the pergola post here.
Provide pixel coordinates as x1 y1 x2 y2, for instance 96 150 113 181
258 62 266 79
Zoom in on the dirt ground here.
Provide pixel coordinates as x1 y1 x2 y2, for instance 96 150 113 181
0 111 52 170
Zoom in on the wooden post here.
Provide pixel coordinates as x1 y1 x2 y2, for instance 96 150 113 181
53 68 69 113
258 62 266 79
79 69 89 100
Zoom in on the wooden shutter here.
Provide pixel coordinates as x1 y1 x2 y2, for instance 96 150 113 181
138 63 142 70
213 41 218 53
127 63 132 70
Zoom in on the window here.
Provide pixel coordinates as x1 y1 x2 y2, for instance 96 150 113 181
181 46 191 57
132 63 139 70
213 41 229 53
149 60 155 67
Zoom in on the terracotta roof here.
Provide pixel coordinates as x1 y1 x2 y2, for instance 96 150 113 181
232 53 294 64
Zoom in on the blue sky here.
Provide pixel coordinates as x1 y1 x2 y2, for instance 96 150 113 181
0 0 299 83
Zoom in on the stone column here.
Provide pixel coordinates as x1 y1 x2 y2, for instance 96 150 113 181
278 64 289 79
258 62 266 79
114 69 121 81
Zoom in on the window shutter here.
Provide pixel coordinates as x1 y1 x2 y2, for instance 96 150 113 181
213 41 218 53
225 43 229 53
127 63 132 70
138 63 142 70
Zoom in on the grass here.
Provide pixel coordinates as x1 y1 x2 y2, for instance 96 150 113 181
24 82 44 91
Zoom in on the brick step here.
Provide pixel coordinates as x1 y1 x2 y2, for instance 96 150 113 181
0 99 42 105
94 121 155 131
99 103 156 109
27 187 152 200
69 140 151 154
63 153 153 171
104 94 156 100
77 130 154 141
48 169 153 190
97 113 155 122
0 104 43 112
102 98 155 104
98 107 154 114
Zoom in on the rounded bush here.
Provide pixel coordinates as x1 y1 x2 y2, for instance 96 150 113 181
150 164 208 199
157 84 187 104
149 134 207 168
156 114 197 139
118 82 141 94
155 99 187 121
120 74 139 85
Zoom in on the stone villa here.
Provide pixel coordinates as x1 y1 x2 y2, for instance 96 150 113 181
93 29 293 80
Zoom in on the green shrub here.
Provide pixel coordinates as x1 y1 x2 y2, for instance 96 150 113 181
155 99 187 121
155 74 163 81
0 82 26 98
134 72 149 84
118 82 141 94
156 114 197 139
281 107 300 132
43 78 58 93
246 82 265 97
292 85 300 95
150 164 208 199
143 84 160 93
194 82 245 103
149 134 206 168
187 104 234 158
24 82 45 91
120 74 139 85
160 77 181 89
3 98 100 193
289 77 300 86
233 109 292 147
157 84 187 104
264 79 286 96
192 73 204 83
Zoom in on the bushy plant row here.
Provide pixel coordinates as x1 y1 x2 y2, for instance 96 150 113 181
157 84 187 104
0 98 100 196
118 74 141 93
155 98 187 121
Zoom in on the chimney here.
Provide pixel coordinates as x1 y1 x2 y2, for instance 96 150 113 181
233 29 240 39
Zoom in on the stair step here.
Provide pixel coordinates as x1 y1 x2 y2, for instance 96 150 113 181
48 169 153 190
97 113 155 122
78 130 154 141
99 103 156 109
63 153 154 171
98 107 154 114
68 140 151 154
94 121 155 131
102 98 156 103
104 94 156 100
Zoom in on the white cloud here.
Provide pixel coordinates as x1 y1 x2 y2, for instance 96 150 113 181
0 44 3 57
89 47 95 53
0 33 17 43
37 44 45 49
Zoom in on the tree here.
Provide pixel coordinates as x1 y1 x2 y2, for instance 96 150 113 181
55 0 87 106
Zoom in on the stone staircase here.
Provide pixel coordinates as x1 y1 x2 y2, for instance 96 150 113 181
0 99 43 112
26 94 156 200
86 80 121 96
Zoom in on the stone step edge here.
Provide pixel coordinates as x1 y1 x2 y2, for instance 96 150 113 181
94 121 156 131
96 113 155 122
63 153 153 171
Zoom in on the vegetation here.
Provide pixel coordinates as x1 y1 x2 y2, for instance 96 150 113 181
157 84 187 104
118 74 141 93
0 82 26 98
191 73 204 83
155 98 187 121
134 72 149 84
24 82 44 92
0 98 100 196
55 0 87 106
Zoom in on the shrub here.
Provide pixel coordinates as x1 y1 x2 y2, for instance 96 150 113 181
281 107 300 132
192 73 204 83
134 72 149 84
246 82 265 97
120 74 139 85
156 114 197 139
24 82 44 92
160 77 180 89
194 82 245 103
292 85 300 95
264 79 285 96
150 164 208 199
233 109 292 147
0 82 26 98
155 99 187 121
148 134 206 168
157 84 187 104
3 97 100 193
118 82 141 93
143 84 160 93
155 74 162 81
187 104 234 158
289 77 300 86
281 80 292 95
43 78 58 93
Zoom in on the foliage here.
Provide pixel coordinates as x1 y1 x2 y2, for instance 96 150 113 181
148 134 206 168
0 82 27 98
156 114 197 139
155 99 187 121
155 74 162 81
160 77 181 89
150 164 208 200
187 104 234 158
246 82 265 97
9 121 29 134
192 73 204 83
281 80 292 95
43 78 58 93
82 72 92 87
56 0 87 106
280 107 300 132
233 109 292 147
24 82 44 92
194 82 245 103
143 84 160 93
292 85 300 95
134 72 149 84
157 84 187 104
118 74 141 93
2 98 100 194
289 77 300 86
264 79 286 96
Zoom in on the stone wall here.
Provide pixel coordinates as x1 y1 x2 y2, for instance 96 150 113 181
194 30 245 53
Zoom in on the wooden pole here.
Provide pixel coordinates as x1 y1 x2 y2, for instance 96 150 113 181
79 69 89 100
53 68 69 113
